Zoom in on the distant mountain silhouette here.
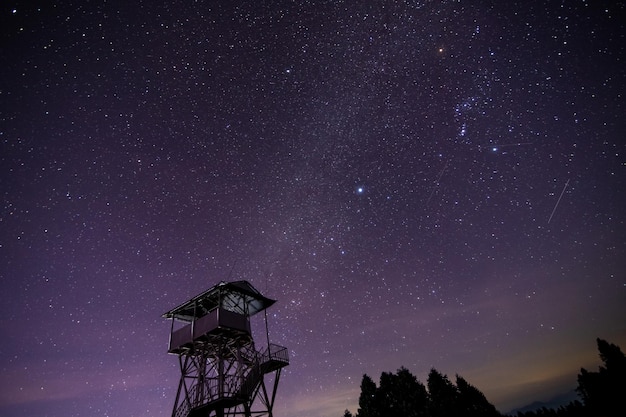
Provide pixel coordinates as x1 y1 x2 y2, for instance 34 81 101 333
507 390 578 415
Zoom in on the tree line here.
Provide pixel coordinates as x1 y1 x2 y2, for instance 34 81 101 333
342 338 625 417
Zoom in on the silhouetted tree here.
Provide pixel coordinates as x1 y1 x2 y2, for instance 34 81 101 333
395 367 430 417
357 374 379 417
427 368 460 417
374 367 429 417
576 338 626 417
456 374 501 417
376 371 400 417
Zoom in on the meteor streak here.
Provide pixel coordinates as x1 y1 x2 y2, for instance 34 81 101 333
548 178 570 224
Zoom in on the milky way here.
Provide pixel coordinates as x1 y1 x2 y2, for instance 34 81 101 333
1 1 625 416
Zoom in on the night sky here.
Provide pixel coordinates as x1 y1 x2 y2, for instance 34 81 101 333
1 1 625 416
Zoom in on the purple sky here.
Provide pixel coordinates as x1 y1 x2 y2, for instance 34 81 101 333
1 1 625 416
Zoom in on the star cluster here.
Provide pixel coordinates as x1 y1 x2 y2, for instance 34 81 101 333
1 1 625 416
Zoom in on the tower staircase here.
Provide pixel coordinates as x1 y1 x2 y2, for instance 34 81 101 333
173 344 289 417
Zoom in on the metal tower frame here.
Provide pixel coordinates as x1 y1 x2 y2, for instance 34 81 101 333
163 281 289 417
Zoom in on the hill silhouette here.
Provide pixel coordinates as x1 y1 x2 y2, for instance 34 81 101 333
508 390 578 415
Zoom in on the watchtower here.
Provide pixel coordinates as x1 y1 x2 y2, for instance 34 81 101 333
163 280 289 417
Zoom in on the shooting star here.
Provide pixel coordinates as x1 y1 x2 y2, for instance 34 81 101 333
548 178 570 224
426 159 450 205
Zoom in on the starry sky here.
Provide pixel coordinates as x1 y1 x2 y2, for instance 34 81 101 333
1 1 625 416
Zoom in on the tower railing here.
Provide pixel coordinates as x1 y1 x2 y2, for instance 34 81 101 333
260 344 289 369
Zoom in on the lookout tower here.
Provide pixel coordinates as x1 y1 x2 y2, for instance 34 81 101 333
163 280 289 417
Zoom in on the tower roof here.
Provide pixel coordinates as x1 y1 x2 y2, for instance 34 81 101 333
162 280 276 322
